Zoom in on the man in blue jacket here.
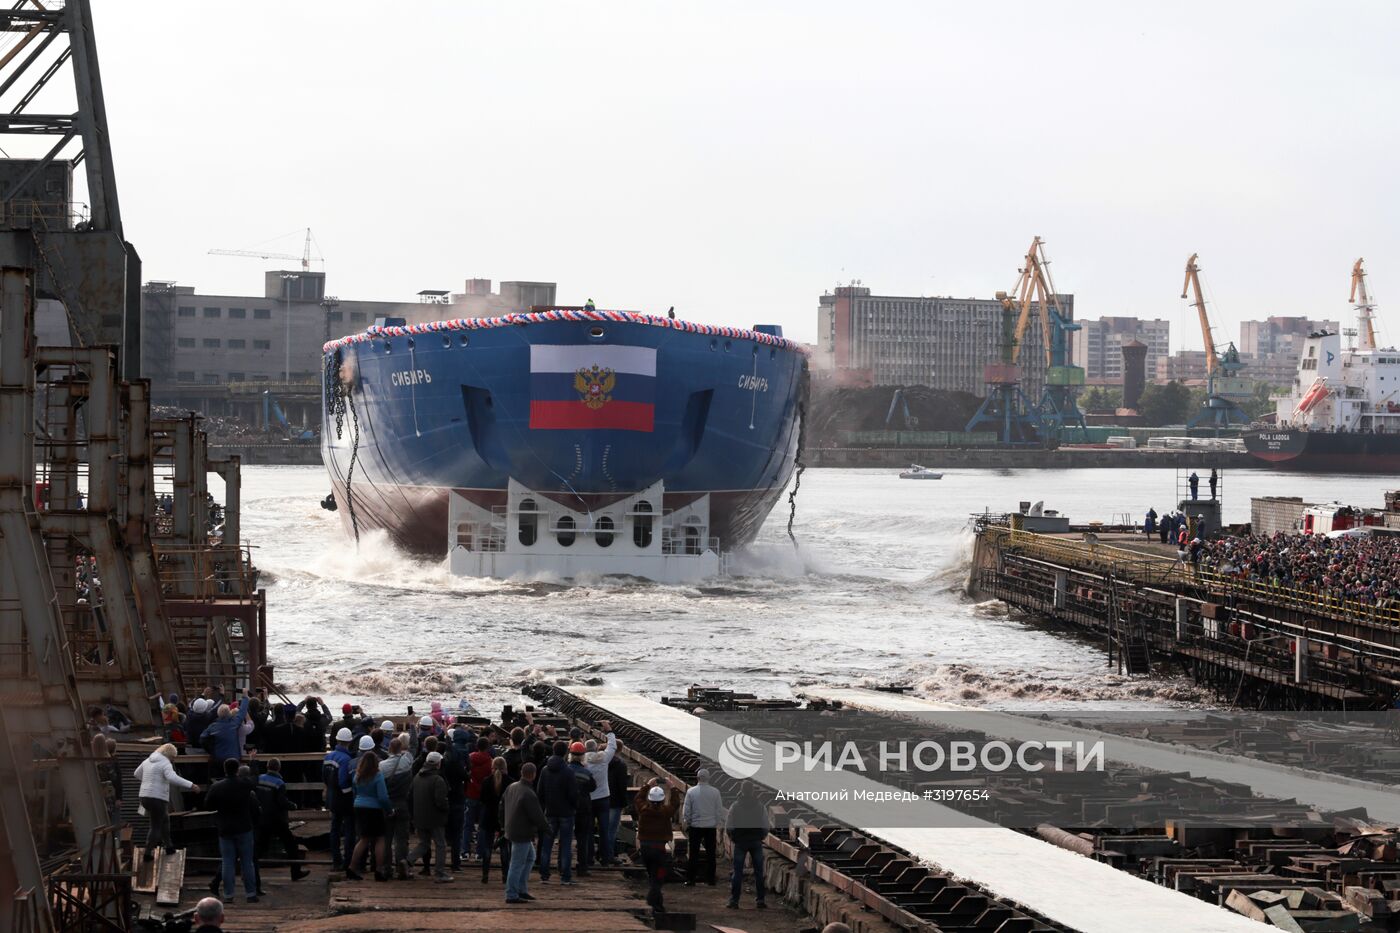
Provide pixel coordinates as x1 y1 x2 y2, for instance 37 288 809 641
202 696 250 780
323 727 356 870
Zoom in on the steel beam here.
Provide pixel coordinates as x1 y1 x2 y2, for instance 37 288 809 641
123 380 183 700
208 455 241 548
63 0 120 234
0 266 105 860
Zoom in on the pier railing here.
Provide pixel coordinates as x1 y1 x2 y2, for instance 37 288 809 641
987 525 1400 634
153 543 260 602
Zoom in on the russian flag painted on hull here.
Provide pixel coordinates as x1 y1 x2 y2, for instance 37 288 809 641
528 344 656 432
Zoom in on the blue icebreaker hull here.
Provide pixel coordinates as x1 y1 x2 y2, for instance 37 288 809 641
321 313 807 557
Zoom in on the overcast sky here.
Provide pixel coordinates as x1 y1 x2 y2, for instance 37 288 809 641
78 1 1400 349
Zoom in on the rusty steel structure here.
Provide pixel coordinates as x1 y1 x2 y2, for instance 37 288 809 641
0 3 265 929
0 0 139 375
2 274 267 930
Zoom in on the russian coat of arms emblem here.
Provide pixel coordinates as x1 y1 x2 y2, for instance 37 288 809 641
574 365 617 410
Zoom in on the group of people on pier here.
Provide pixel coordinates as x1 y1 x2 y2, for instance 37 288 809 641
1199 530 1400 604
99 689 776 927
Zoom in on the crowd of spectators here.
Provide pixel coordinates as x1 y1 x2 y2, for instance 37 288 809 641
93 689 774 926
1199 531 1400 605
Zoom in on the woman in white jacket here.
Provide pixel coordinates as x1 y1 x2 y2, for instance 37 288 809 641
134 744 201 855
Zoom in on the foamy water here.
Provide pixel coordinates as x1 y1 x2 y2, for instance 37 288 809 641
228 465 1386 715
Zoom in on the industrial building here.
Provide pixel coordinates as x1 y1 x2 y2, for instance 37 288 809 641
816 284 1067 397
139 274 556 418
1071 315 1170 383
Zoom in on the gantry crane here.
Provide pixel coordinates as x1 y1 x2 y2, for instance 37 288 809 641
1351 258 1378 351
1181 253 1248 429
966 237 1086 444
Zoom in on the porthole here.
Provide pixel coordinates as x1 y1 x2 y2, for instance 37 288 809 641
589 326 605 338
709 339 718 351
458 334 469 347
596 515 615 548
382 340 392 353
723 340 732 352
557 515 576 547
442 336 451 348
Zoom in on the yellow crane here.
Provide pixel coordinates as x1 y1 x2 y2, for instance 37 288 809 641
1180 252 1247 429
1350 258 1377 351
1006 236 1072 368
1181 253 1217 379
968 237 1084 442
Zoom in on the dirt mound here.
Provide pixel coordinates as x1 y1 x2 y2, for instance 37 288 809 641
807 384 982 447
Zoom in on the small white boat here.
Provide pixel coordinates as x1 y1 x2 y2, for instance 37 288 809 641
899 464 943 480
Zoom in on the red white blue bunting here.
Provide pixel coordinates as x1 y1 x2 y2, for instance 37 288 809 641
321 308 805 355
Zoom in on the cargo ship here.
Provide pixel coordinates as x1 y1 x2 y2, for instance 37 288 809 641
320 308 808 580
1243 269 1400 472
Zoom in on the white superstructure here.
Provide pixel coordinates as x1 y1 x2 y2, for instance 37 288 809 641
447 479 722 583
1273 331 1400 432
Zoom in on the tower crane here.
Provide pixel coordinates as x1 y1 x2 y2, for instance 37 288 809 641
1350 258 1377 351
209 227 319 272
1181 253 1248 430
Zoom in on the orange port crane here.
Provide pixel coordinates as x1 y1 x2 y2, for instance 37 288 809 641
1181 252 1247 429
1181 253 1217 380
1008 237 1069 369
1009 237 1085 438
1351 258 1377 351
966 237 1085 443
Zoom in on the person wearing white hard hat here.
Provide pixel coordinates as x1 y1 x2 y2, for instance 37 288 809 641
379 720 396 753
346 747 392 881
412 716 435 757
634 778 682 912
323 728 356 870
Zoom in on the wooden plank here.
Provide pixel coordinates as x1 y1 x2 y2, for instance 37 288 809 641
155 849 187 906
132 848 159 894
1262 907 1305 933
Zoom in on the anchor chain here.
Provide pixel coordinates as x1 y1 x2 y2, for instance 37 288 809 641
325 350 361 544
786 360 810 547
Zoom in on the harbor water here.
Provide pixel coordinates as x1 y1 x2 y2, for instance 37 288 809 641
236 466 1387 713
